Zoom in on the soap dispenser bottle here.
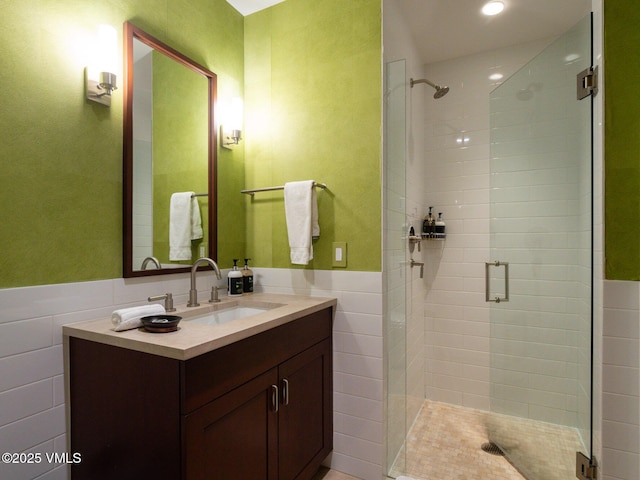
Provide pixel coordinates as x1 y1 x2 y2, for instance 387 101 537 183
242 258 254 294
423 207 435 238
435 212 446 239
228 259 243 296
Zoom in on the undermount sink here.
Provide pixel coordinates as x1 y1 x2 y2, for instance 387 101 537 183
185 305 274 326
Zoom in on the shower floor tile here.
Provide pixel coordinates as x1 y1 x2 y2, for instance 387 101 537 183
391 401 525 480
391 401 585 480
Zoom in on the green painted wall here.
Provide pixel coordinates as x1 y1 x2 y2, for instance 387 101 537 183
243 0 382 272
0 0 385 288
0 0 244 288
604 1 640 280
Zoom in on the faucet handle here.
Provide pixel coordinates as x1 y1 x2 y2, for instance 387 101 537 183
409 259 425 279
148 293 176 312
209 286 227 303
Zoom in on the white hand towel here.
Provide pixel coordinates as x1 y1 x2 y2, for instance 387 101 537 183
170 192 202 261
284 180 320 265
191 196 203 241
111 304 166 332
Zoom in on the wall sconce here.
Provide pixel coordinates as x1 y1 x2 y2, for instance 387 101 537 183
221 97 243 149
86 25 118 107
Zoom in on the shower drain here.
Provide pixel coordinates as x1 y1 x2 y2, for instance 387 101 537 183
481 442 505 456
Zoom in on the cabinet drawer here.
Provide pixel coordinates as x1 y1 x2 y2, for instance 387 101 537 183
182 307 332 414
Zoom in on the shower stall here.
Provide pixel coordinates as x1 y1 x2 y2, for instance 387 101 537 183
383 13 595 480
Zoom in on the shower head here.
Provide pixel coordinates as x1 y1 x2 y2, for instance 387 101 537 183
433 85 450 99
410 78 450 99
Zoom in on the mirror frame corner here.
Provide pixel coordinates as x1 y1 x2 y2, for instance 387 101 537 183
122 21 218 278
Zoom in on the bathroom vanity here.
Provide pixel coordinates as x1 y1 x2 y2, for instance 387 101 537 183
63 294 336 480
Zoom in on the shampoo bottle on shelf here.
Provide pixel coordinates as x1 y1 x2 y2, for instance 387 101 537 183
435 212 446 239
228 259 244 296
423 207 435 238
242 258 254 294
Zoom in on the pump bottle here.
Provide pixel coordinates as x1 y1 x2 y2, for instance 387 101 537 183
242 258 254 294
435 212 446 239
228 259 243 296
423 207 435 238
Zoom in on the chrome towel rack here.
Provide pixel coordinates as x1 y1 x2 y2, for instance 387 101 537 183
241 182 327 196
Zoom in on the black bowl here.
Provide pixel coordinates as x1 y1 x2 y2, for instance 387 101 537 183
140 315 182 333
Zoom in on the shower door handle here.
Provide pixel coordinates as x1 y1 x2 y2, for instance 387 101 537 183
485 261 509 303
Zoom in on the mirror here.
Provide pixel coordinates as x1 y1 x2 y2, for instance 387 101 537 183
123 22 217 277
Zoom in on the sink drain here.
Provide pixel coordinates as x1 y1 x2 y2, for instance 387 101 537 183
481 442 504 456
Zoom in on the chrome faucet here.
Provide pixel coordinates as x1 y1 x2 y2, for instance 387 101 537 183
141 256 161 270
188 257 222 307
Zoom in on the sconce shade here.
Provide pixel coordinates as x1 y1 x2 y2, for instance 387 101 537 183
86 25 118 107
99 71 117 94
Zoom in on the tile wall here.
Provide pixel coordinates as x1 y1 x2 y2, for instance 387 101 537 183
0 268 383 480
602 281 640 480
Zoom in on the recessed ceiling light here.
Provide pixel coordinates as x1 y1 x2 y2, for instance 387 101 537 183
489 73 504 81
482 1 505 16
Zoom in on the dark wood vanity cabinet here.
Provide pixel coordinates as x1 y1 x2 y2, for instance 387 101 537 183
68 308 333 480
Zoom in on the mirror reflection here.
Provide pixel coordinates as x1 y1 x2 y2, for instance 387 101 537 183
123 22 217 277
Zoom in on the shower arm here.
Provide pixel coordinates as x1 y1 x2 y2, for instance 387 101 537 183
410 77 450 99
410 78 438 89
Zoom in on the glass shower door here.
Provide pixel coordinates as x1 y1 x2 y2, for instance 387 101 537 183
487 15 593 480
384 58 408 477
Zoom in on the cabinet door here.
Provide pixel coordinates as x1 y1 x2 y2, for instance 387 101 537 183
69 338 181 480
278 339 333 480
184 368 279 480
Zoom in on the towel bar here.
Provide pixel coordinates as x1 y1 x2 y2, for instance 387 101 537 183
241 182 327 196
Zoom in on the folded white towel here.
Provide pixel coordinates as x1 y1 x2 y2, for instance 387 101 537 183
169 192 202 261
111 304 166 332
284 180 320 265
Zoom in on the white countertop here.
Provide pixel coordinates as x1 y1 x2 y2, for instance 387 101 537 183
62 293 337 360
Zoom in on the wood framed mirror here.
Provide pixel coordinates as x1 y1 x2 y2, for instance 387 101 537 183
123 22 217 278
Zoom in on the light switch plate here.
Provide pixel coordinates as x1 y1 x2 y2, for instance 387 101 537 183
332 242 347 267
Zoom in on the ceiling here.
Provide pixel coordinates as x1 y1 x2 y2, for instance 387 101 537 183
394 0 592 64
226 0 591 63
225 0 283 16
